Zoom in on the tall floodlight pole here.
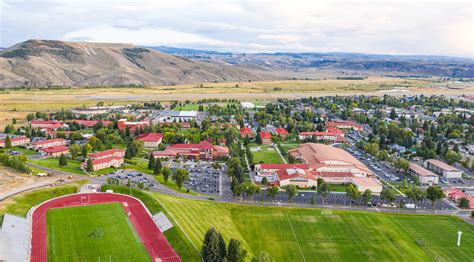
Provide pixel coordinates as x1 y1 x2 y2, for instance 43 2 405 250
457 231 462 247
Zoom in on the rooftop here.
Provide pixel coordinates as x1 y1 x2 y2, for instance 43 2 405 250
425 159 460 172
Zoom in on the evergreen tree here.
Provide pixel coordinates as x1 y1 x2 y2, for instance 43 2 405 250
86 158 93 172
58 154 67 167
5 136 12 148
148 153 155 170
227 238 247 262
255 132 262 144
162 166 171 183
201 227 223 262
153 158 162 175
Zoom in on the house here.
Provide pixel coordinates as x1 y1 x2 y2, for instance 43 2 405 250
326 120 363 131
88 149 126 160
81 156 124 171
408 163 439 186
254 163 317 187
274 128 288 140
240 127 253 139
153 141 229 160
117 119 149 131
0 136 30 148
40 145 69 157
30 138 67 150
259 132 272 145
137 133 163 148
424 159 462 178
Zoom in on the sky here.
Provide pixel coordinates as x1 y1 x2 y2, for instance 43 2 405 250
0 0 473 57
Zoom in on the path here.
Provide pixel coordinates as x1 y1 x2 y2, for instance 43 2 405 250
273 144 287 164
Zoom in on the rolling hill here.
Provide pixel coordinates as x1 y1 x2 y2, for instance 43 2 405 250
0 40 274 88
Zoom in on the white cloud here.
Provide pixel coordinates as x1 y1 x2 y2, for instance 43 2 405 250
1 0 472 57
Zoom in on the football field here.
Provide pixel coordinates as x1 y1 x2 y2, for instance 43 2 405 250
155 193 474 261
46 203 151 262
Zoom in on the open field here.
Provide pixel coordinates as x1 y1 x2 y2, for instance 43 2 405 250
155 194 474 261
1 77 472 129
31 157 84 175
46 202 150 262
250 144 285 164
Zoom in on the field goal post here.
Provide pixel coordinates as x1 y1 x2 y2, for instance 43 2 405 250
80 195 91 205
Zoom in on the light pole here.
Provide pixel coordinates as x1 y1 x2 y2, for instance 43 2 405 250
457 231 462 247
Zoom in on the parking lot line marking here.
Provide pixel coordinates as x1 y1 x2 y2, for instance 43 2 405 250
286 214 306 262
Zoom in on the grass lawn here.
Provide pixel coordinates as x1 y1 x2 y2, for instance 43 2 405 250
10 146 39 156
279 142 300 152
173 104 201 110
250 144 284 164
46 203 151 262
31 157 85 175
155 194 474 261
100 185 201 261
0 185 79 217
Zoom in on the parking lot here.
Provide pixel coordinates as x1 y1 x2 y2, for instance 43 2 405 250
169 162 224 195
104 169 157 190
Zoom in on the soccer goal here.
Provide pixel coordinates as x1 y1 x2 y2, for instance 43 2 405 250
80 195 91 205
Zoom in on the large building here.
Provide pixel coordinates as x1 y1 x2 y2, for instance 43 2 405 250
424 159 462 178
153 141 229 160
30 138 67 150
88 149 125 160
298 130 345 143
30 120 63 129
137 133 163 148
40 145 69 157
408 163 439 185
81 156 124 171
71 120 113 128
259 132 272 145
117 119 149 131
326 120 363 131
286 143 382 193
0 136 30 148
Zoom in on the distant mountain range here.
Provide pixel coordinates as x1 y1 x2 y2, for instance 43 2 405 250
0 40 472 88
151 46 474 79
0 40 272 88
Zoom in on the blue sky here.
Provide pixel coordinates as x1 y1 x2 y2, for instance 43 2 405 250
1 0 472 57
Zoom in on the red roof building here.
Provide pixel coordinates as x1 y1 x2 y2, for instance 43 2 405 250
275 128 289 140
240 127 253 138
117 119 149 131
137 133 163 148
88 149 126 160
298 131 345 143
40 145 69 157
0 136 30 148
445 189 474 208
31 138 67 150
326 120 363 131
153 141 229 160
81 156 124 171
71 120 113 128
31 120 63 129
259 132 272 144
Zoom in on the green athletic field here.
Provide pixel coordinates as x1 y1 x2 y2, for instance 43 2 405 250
250 144 284 164
155 194 474 261
46 203 150 262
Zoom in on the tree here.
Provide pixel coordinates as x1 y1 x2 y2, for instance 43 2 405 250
380 188 396 203
255 132 262 144
261 177 268 185
148 153 155 170
458 197 470 209
81 143 92 158
58 154 67 167
252 251 272 262
406 186 425 208
86 158 93 172
227 238 248 262
153 158 161 176
390 108 397 119
285 184 298 203
173 168 189 189
394 158 410 174
4 136 12 148
317 180 330 205
246 183 261 201
426 186 445 210
202 227 225 262
69 144 80 159
445 150 461 165
266 186 279 202
162 166 171 183
361 189 372 206
346 184 361 205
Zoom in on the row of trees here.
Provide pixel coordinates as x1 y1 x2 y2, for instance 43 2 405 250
0 152 31 173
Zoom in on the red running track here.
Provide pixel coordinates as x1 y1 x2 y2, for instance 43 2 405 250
30 193 181 262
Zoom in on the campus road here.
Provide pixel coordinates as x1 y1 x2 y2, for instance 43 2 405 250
23 163 474 225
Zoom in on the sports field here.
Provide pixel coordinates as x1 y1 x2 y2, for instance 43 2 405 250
46 203 150 262
155 194 474 261
250 145 285 164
